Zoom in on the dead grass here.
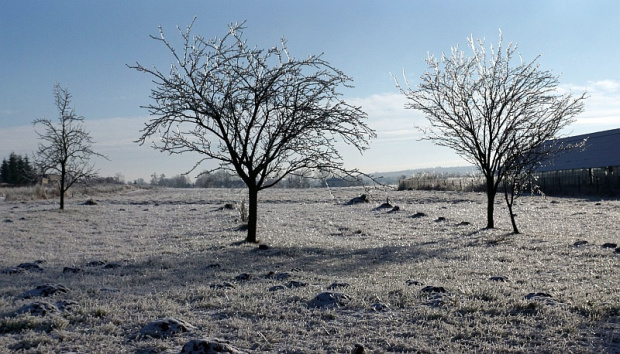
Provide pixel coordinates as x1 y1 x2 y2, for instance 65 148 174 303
0 187 618 353
0 183 140 203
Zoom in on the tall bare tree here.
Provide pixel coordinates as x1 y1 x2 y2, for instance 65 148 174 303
395 32 586 229
130 20 375 243
33 83 107 210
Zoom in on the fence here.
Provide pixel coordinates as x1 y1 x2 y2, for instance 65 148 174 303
533 166 620 196
398 166 620 196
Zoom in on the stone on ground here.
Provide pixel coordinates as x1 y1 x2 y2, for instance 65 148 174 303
345 194 369 205
21 284 69 299
180 337 247 354
17 262 44 272
308 292 351 308
140 317 195 338
17 301 59 316
327 282 350 290
17 300 78 316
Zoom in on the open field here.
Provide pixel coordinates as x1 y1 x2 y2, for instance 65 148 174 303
0 187 618 353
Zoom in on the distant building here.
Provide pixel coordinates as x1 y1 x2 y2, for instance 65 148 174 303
41 173 61 185
533 128 620 195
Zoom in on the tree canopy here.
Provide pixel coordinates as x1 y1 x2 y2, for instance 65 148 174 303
130 20 375 242
396 32 586 229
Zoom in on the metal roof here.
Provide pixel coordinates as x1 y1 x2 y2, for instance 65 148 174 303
535 128 620 172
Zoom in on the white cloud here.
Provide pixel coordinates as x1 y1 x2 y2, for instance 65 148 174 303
344 80 620 173
567 79 620 134
0 125 38 157
338 93 466 173
348 92 428 141
85 117 146 149
589 79 620 92
1 109 19 116
83 116 218 181
0 116 213 182
3 81 618 181
353 81 620 143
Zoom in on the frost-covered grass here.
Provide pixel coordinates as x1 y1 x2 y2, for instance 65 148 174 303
0 187 618 353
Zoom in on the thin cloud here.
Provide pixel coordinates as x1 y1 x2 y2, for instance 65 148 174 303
1 109 19 115
589 79 620 92
0 125 38 157
569 79 620 133
3 81 618 181
84 116 147 149
348 92 427 141
352 80 620 142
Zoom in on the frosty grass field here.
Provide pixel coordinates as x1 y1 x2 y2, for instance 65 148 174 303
0 186 618 353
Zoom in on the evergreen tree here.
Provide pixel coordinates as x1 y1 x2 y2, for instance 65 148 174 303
0 158 8 183
17 156 36 184
8 153 18 184
0 153 37 185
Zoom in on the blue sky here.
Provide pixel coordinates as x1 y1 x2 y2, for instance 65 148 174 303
1 1 619 182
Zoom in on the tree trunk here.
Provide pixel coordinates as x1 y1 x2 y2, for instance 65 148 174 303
245 186 259 243
503 180 521 234
485 174 495 229
59 166 65 210
507 202 520 234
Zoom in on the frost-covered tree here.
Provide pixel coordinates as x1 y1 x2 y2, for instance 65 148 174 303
33 84 107 209
501 136 586 234
130 20 375 243
395 32 586 229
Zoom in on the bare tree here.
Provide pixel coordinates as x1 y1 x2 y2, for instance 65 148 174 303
33 83 107 210
129 20 375 243
501 136 586 234
395 32 586 229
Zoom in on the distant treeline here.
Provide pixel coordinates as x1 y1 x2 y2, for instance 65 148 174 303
0 153 37 186
136 170 365 189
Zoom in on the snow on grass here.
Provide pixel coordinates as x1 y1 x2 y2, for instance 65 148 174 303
0 187 618 352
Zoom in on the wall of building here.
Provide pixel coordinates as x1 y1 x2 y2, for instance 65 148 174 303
533 166 620 196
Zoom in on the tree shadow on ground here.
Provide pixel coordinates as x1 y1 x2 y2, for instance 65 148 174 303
114 241 454 290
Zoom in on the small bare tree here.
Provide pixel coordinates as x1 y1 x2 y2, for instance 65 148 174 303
130 20 375 243
395 31 586 229
33 83 107 210
501 136 586 234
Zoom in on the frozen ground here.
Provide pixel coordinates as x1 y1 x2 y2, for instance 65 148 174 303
0 187 618 353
